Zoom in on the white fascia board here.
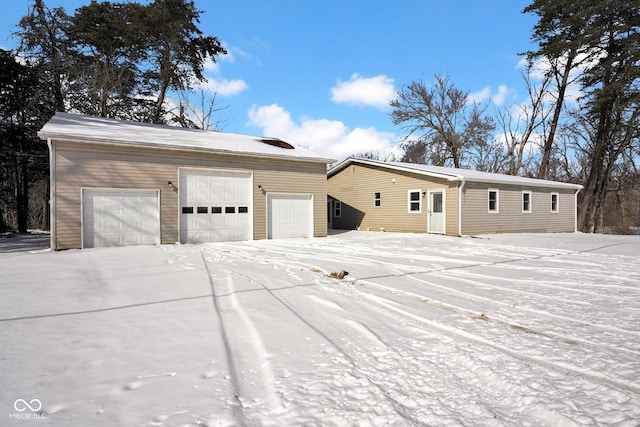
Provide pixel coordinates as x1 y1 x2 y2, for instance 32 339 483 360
328 157 460 182
37 133 335 164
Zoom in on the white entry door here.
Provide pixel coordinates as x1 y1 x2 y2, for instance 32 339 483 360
428 190 445 234
180 170 252 243
268 194 313 239
82 189 160 248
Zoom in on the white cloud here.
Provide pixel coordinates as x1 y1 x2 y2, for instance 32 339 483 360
247 103 398 160
203 56 221 73
492 85 511 106
468 87 491 104
197 47 248 97
197 78 248 96
331 74 396 109
468 85 514 106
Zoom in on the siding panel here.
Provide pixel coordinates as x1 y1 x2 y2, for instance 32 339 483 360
461 182 576 234
328 164 460 235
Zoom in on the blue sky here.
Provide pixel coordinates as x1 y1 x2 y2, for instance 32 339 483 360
1 1 539 160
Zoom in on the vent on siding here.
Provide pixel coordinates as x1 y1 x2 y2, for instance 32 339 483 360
258 138 294 149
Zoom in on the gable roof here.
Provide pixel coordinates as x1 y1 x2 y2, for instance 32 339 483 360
38 112 335 163
328 157 583 190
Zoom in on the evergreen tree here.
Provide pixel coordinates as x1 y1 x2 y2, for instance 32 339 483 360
0 49 54 232
525 0 640 232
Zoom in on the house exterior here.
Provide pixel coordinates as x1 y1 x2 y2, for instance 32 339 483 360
39 113 335 250
327 158 583 236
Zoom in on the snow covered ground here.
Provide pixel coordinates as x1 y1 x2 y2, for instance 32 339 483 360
1 231 639 426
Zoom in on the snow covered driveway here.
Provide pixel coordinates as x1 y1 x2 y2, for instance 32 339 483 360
1 232 639 426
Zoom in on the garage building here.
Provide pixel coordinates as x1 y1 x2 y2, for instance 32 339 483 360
39 113 334 250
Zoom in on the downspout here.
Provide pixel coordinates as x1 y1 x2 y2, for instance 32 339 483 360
47 138 56 250
458 177 465 236
574 187 581 233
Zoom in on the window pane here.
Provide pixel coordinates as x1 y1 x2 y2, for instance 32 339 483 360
212 207 222 214
523 193 531 211
432 193 443 213
238 206 248 213
489 190 497 212
197 206 208 214
410 192 420 201
182 206 194 214
225 207 236 214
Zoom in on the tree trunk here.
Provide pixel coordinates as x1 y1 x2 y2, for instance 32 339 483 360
538 52 575 180
577 84 614 232
0 205 6 233
16 152 29 233
593 178 608 233
44 178 50 230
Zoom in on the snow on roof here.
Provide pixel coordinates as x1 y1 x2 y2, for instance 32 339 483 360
38 112 335 163
328 157 583 190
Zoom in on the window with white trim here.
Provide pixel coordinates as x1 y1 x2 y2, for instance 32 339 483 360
551 192 559 213
488 189 499 213
408 190 422 213
522 191 532 213
373 192 381 207
334 200 342 218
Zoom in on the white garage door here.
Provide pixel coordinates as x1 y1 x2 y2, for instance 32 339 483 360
82 189 160 248
180 169 252 243
268 194 313 239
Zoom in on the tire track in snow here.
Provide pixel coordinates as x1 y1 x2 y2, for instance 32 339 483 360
376 263 640 349
254 243 640 345
425 270 640 339
344 282 640 395
230 245 640 390
200 249 281 425
204 247 431 425
351 274 640 358
207 242 640 392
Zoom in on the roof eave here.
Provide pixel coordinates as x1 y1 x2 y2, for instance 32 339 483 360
328 157 583 190
463 176 583 190
328 157 460 181
38 132 336 164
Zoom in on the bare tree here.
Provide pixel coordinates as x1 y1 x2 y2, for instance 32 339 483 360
496 62 552 175
353 150 398 162
536 52 578 179
390 73 496 169
169 88 228 130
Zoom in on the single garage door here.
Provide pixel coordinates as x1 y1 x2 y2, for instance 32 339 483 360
268 194 313 239
180 169 252 243
82 189 160 248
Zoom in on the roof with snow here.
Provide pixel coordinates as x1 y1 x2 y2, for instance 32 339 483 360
328 157 583 190
38 113 335 163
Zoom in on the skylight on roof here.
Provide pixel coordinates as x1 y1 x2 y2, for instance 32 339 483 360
258 138 294 149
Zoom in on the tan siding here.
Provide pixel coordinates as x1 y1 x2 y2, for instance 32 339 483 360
461 182 577 234
328 164 460 235
445 185 459 236
52 140 327 249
